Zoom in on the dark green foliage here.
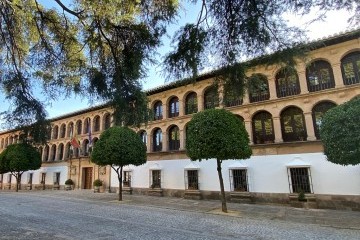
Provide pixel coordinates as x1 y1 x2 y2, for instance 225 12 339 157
93 179 103 187
91 126 146 200
186 108 252 212
320 97 360 166
186 109 252 161
0 0 178 132
0 143 41 191
65 179 74 185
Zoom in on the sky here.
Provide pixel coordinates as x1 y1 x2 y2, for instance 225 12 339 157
0 3 358 130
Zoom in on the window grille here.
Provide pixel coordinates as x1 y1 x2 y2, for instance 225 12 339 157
341 51 360 85
230 169 248 192
276 68 300 98
153 129 162 152
204 87 219 109
41 173 46 184
123 171 131 187
252 111 274 144
53 172 60 185
169 97 179 118
312 102 336 139
153 101 163 120
169 126 180 151
288 167 312 193
185 92 198 114
224 88 243 107
306 60 335 92
280 107 307 142
249 74 270 103
150 170 161 188
185 170 199 190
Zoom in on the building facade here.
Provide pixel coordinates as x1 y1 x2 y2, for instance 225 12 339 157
0 29 359 210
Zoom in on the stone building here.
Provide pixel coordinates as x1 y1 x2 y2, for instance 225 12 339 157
0 29 359 210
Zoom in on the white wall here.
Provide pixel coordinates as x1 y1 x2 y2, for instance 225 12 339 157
111 152 360 195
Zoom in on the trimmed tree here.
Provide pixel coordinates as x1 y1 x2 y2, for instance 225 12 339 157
320 97 360 166
0 143 41 192
186 109 252 212
91 126 147 201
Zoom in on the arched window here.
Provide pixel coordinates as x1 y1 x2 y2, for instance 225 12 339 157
306 60 335 92
52 126 59 139
43 145 49 162
276 67 300 98
185 92 198 115
84 118 91 134
252 111 274 144
67 122 74 138
50 145 56 161
312 101 337 139
83 139 90 156
103 113 111 130
280 107 307 142
93 137 99 146
153 101 163 120
65 143 71 159
93 115 101 132
248 74 270 103
152 128 162 152
58 143 64 161
76 120 82 135
139 130 147 145
168 97 179 118
168 125 180 151
224 88 243 107
60 124 66 138
204 86 219 109
341 51 360 85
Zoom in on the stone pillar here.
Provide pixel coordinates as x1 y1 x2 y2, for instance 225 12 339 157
198 92 204 112
218 84 224 108
268 78 277 100
179 129 185 150
273 116 283 143
332 62 345 88
178 100 184 116
304 112 316 141
244 120 253 144
298 71 309 94
162 103 167 120
242 90 250 105
162 131 168 152
146 131 151 153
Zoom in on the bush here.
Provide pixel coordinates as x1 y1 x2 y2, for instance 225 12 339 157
93 179 103 187
65 179 74 185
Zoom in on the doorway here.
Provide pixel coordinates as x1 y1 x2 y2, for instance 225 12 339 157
83 167 93 189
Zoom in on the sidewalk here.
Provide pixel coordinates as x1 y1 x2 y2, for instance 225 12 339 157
22 190 360 230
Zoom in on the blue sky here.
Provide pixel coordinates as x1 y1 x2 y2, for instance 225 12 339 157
0 3 356 129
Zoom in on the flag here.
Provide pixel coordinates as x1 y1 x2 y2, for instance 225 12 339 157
70 137 80 148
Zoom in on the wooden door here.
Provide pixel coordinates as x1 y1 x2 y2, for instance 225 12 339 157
83 168 93 189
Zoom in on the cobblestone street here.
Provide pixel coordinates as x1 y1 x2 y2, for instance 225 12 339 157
0 191 359 239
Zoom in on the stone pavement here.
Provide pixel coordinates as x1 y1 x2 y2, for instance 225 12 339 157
18 190 360 230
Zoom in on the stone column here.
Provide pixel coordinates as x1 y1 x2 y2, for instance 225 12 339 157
162 130 168 152
179 129 185 151
332 62 345 88
242 90 250 105
244 120 253 144
197 92 204 112
162 103 167 120
304 112 316 141
146 131 151 153
268 78 277 100
178 100 184 116
298 71 309 94
273 116 283 143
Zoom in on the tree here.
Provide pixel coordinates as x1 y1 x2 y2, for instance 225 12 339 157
1 1 359 137
91 126 147 201
0 143 41 192
186 109 252 212
320 97 360 166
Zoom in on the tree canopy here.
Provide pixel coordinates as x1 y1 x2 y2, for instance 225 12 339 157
91 126 146 200
0 142 42 191
0 0 358 141
186 109 252 212
320 97 360 166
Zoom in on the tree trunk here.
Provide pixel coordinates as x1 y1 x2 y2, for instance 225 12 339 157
116 166 123 201
15 173 19 192
217 159 227 213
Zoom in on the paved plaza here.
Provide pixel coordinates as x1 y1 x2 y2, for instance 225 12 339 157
0 190 359 239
